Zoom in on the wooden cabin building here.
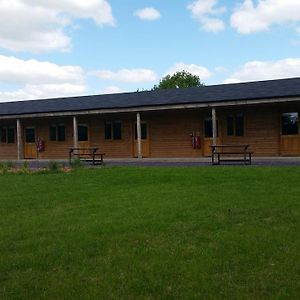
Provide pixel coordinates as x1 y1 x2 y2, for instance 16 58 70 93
0 77 300 160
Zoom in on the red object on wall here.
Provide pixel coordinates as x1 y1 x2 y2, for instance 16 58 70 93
191 132 201 149
195 136 201 149
36 139 45 152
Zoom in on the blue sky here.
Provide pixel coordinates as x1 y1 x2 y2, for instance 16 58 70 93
1 0 300 102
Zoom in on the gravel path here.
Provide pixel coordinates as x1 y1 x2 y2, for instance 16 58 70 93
4 158 300 169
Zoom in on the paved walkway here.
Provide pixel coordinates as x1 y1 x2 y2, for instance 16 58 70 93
3 157 300 168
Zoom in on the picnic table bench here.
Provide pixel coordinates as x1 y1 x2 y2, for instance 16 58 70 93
210 144 253 165
68 147 105 165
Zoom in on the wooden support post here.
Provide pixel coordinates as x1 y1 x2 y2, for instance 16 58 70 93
212 107 217 146
16 119 22 160
73 116 78 148
136 112 142 159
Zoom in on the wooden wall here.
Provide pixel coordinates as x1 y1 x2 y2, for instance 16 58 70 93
0 120 18 160
0 102 300 159
219 105 281 156
146 110 204 158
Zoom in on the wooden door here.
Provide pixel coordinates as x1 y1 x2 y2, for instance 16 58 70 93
78 125 89 155
134 122 150 157
280 137 300 155
203 118 220 157
280 112 300 155
24 127 37 159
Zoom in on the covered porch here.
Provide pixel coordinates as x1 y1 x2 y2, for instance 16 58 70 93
0 100 300 160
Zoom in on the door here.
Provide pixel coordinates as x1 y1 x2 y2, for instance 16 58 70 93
78 125 89 155
203 118 220 156
24 127 37 159
280 112 300 155
134 122 150 157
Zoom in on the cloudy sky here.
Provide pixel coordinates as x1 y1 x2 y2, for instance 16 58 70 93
1 0 300 102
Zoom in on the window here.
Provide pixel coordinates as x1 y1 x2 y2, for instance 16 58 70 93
49 124 65 141
0 127 15 144
113 121 122 140
135 123 148 140
204 119 213 138
282 112 298 135
78 125 88 141
104 121 122 140
26 128 35 143
105 122 112 140
57 125 65 141
227 115 234 136
50 125 57 141
7 128 15 143
235 113 244 136
0 128 7 143
226 113 244 136
204 118 218 138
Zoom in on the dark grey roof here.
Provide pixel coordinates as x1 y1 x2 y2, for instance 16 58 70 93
1 77 300 116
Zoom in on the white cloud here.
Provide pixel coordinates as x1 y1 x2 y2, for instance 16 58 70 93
0 0 115 53
166 62 213 80
187 0 226 32
224 58 300 83
134 7 161 21
92 68 157 83
102 86 124 94
215 66 227 73
231 0 300 34
0 55 86 102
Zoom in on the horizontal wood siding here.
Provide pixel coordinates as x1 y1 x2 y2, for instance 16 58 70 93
0 144 17 160
220 105 280 156
87 115 133 158
148 110 204 158
0 103 300 159
33 115 134 159
26 118 73 159
0 120 17 159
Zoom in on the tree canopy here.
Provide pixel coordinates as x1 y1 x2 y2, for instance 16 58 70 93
152 70 204 90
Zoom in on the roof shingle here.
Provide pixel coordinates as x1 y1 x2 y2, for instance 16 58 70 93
0 77 300 116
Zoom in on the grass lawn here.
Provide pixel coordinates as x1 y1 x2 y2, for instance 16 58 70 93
1 167 300 299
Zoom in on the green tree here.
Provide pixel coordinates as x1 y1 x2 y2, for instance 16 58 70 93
153 70 204 90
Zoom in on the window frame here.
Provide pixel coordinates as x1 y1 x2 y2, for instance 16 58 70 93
77 124 89 142
0 126 16 144
104 120 123 140
49 124 66 142
281 112 299 136
226 113 245 137
204 118 218 138
134 122 148 140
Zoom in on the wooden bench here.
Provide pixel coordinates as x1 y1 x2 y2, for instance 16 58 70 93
68 147 105 165
210 144 253 165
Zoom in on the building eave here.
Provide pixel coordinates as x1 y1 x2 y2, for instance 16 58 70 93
0 96 299 120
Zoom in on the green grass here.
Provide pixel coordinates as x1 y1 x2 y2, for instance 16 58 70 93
1 167 300 299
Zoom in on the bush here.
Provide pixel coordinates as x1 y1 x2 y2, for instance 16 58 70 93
0 162 8 174
48 161 61 172
6 161 15 169
22 160 29 173
70 158 82 169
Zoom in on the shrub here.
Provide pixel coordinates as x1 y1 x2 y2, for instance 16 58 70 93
22 160 29 174
6 161 15 169
0 162 8 174
48 161 61 172
70 158 82 169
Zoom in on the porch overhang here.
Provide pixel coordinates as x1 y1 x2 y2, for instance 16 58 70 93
0 96 299 120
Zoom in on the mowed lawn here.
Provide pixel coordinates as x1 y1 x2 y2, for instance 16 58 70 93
1 167 300 300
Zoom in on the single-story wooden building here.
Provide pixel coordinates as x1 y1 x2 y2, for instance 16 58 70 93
0 77 300 160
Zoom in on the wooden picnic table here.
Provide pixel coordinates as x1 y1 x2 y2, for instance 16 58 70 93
68 147 105 165
210 144 253 165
